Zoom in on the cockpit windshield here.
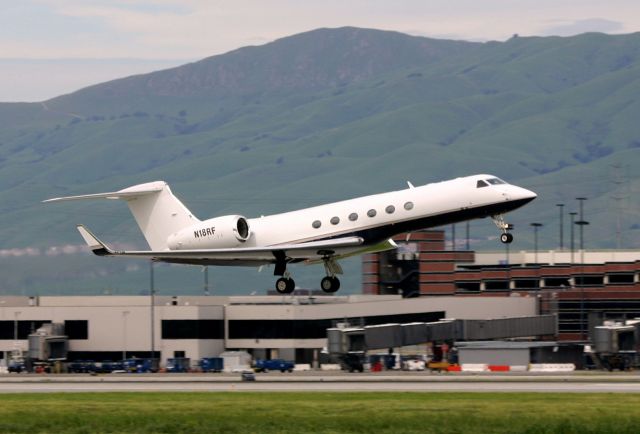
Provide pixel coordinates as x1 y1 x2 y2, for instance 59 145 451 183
477 177 507 188
486 178 506 185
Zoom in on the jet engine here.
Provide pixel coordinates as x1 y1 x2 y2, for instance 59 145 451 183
167 215 251 250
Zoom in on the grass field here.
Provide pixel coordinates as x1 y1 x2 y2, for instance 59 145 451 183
0 392 638 433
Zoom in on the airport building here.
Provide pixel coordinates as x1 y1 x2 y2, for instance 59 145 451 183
1 229 637 369
363 230 640 341
0 294 536 366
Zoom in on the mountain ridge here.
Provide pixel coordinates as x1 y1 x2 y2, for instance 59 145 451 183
0 27 638 295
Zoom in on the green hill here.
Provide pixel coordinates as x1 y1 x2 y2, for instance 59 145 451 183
0 27 639 295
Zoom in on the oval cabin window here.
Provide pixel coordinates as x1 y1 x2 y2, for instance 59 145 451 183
312 220 321 229
330 216 340 225
348 213 358 221
367 209 377 218
404 201 414 210
385 205 395 214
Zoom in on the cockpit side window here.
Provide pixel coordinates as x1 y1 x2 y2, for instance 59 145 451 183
487 178 506 185
477 180 489 188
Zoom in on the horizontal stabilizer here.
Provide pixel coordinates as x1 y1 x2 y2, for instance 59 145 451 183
76 225 114 256
43 181 165 203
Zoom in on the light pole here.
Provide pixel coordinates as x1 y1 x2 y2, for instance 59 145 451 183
575 220 590 253
150 261 155 361
556 203 564 250
569 212 577 265
575 219 590 341
204 266 210 296
13 311 21 342
0 301 5 363
576 197 587 251
530 223 543 264
122 310 130 361
504 237 510 265
451 224 456 250
465 221 470 251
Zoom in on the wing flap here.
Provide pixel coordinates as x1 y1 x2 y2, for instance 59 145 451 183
74 224 366 262
115 236 365 259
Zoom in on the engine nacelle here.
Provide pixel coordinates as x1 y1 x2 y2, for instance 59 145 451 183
167 215 250 250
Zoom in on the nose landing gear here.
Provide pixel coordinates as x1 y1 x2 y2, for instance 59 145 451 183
500 232 514 244
492 214 514 244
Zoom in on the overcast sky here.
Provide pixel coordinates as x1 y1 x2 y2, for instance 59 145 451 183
2 0 639 102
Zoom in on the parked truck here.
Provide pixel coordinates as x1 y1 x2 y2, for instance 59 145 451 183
253 359 294 373
199 357 224 373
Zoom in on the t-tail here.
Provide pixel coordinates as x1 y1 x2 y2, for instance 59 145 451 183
43 181 199 250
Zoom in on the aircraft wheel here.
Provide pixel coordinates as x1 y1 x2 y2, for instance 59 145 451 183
275 277 295 294
320 276 341 293
500 233 513 244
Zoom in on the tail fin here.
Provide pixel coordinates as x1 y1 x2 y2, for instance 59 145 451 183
45 181 200 250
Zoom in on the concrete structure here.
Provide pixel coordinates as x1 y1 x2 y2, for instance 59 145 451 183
363 230 640 341
456 341 585 368
328 315 557 357
0 294 536 366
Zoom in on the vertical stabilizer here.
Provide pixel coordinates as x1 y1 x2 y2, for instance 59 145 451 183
118 182 199 250
45 181 200 250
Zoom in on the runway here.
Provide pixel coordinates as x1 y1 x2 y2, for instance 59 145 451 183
1 373 640 393
0 381 639 393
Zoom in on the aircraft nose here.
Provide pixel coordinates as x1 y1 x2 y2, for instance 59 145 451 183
517 187 537 202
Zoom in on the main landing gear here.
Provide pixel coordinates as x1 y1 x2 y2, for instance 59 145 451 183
320 255 342 293
273 254 343 294
320 276 341 293
492 214 514 244
274 273 342 294
275 273 295 294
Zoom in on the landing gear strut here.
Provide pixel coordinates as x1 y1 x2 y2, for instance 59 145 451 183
273 251 295 294
320 255 343 293
492 214 514 244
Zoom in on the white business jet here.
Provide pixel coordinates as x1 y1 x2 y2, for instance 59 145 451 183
45 175 536 294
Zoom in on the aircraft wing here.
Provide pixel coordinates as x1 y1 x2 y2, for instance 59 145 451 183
76 225 377 266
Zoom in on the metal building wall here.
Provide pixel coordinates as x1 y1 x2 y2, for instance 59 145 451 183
458 348 529 365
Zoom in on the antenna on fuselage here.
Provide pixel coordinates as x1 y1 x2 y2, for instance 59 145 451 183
407 181 415 189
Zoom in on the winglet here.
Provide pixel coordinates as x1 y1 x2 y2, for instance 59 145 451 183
76 225 113 256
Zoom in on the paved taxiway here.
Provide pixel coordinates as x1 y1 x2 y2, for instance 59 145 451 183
1 372 640 393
